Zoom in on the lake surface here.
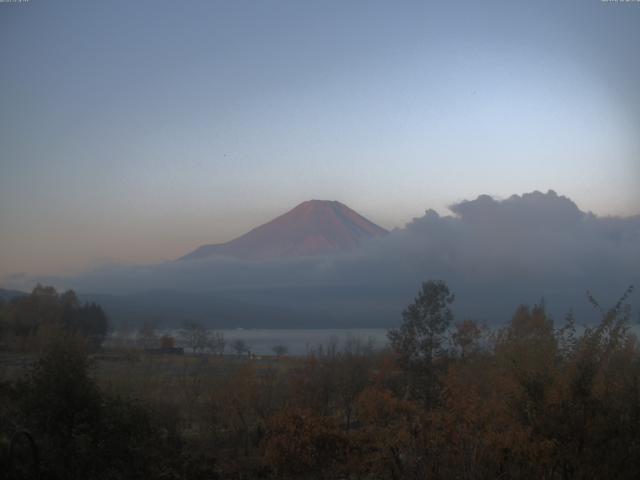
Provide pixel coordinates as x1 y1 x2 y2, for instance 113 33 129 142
110 328 390 356
212 328 390 355
109 323 640 356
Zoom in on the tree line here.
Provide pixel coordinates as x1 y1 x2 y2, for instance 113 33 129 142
0 285 108 351
0 281 638 479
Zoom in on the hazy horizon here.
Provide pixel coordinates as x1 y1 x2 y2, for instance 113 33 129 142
4 190 637 330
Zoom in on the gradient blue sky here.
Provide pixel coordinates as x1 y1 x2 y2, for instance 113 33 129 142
1 0 639 279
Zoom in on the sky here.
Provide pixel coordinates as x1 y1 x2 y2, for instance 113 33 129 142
1 0 639 280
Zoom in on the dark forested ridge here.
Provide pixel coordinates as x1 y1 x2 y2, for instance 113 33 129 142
0 290 26 302
79 290 318 329
1 282 639 479
79 285 408 329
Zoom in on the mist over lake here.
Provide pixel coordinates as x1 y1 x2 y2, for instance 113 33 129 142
109 328 390 356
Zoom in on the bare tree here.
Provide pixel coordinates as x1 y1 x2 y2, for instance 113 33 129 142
138 320 157 349
180 321 208 354
208 330 226 355
232 338 248 356
272 344 288 357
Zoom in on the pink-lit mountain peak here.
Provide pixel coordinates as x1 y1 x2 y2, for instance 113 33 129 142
179 200 388 261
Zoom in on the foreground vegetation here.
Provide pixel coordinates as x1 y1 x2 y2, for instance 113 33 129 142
0 282 639 479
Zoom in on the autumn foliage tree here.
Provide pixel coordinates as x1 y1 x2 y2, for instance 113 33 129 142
0 285 108 351
387 280 454 406
14 339 178 479
2 280 639 479
264 409 348 478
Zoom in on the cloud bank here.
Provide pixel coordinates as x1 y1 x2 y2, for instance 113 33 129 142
9 191 639 327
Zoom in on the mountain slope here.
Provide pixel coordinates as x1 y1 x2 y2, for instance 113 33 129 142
179 200 388 261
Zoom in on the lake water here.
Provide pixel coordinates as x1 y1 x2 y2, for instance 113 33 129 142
109 323 640 357
110 328 390 356
213 328 390 355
